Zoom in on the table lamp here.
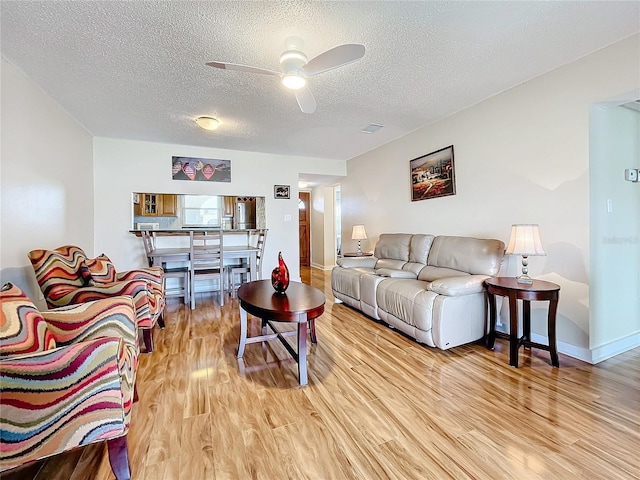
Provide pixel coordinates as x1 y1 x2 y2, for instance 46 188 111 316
351 225 367 256
505 224 546 284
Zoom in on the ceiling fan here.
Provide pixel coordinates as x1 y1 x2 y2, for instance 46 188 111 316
206 36 365 114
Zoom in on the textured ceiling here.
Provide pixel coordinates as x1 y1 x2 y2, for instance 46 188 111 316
1 1 639 162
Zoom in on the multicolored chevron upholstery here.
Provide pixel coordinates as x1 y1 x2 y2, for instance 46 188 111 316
0 284 138 474
28 245 165 332
82 254 118 284
0 283 56 355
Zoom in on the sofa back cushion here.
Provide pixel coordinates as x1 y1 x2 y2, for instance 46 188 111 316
402 234 435 274
28 246 88 304
81 255 118 285
409 234 434 264
426 236 505 276
374 234 413 262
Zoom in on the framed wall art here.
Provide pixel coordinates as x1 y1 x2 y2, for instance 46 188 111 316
172 156 231 182
274 185 290 199
410 145 456 201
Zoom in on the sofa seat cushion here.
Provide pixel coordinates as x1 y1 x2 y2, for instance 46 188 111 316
375 258 408 271
429 275 489 296
376 278 437 332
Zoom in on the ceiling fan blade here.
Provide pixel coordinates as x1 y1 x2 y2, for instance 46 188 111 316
206 62 280 76
300 44 365 76
295 87 316 114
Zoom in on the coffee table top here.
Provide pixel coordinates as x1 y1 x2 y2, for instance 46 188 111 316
237 280 325 322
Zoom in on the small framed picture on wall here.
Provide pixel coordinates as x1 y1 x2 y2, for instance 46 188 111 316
274 185 290 199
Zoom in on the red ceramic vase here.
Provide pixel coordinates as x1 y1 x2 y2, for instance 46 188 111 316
271 251 290 294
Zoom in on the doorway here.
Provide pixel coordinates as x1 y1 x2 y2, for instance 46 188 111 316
299 191 310 266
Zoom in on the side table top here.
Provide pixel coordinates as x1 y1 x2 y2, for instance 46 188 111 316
342 252 373 257
485 277 560 293
237 280 326 322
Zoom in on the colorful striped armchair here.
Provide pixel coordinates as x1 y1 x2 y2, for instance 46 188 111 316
0 283 139 480
28 245 165 352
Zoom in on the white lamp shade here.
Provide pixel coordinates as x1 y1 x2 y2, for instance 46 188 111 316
505 224 546 256
351 225 367 240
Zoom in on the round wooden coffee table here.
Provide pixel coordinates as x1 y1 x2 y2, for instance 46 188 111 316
236 280 325 386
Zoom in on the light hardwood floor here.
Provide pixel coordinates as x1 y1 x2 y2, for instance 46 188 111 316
5 267 640 480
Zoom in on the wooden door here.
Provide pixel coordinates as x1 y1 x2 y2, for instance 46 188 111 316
299 192 310 266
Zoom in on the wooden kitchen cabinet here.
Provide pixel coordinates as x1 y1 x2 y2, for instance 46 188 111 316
222 196 235 217
161 194 177 216
142 194 159 215
138 193 177 216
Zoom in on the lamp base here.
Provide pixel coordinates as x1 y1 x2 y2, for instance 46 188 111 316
516 274 533 284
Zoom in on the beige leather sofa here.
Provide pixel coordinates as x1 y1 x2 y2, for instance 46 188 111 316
332 233 505 350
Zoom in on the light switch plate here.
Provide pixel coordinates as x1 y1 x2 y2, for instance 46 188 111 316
625 169 639 182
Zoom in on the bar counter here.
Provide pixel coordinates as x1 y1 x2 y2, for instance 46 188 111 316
129 228 262 237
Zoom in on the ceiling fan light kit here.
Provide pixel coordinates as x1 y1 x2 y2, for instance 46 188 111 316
206 36 365 114
195 116 221 130
282 73 306 90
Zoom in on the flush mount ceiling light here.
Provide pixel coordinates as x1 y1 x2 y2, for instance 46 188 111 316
195 116 221 130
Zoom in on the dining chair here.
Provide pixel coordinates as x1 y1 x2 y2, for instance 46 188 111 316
142 231 189 305
189 230 225 309
229 229 267 297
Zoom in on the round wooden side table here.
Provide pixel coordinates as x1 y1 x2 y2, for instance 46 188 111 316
485 277 560 368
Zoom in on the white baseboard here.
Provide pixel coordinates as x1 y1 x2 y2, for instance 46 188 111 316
590 332 640 364
310 262 334 271
530 331 640 364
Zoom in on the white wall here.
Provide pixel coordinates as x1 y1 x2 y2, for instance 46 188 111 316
589 104 640 359
0 58 94 304
310 185 337 270
341 35 640 362
92 138 345 282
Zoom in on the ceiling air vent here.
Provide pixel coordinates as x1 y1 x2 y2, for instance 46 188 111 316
360 123 384 134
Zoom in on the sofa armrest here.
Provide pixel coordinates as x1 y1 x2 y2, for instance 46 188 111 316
375 268 417 279
428 275 489 296
117 267 164 296
0 338 128 471
337 257 378 268
41 298 138 405
41 296 138 348
48 279 153 327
